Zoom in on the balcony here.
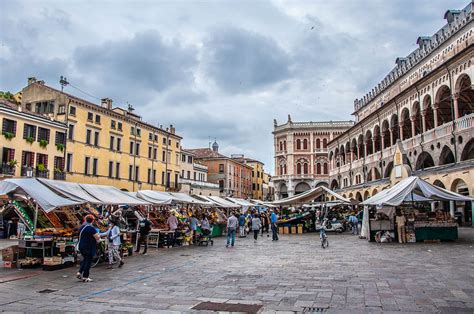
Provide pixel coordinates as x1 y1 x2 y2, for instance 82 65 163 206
0 164 15 176
53 172 66 180
314 147 328 153
20 166 35 177
35 169 50 179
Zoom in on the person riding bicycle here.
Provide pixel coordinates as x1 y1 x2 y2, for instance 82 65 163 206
99 219 124 269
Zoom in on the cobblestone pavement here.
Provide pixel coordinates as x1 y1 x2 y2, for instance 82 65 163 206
1 228 474 313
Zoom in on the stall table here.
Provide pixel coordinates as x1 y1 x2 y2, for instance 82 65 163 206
414 222 458 241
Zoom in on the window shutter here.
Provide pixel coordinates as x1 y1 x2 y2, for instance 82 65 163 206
46 129 50 143
44 155 48 169
30 153 34 167
13 121 17 136
23 125 27 139
33 126 37 141
21 151 26 167
61 157 65 170
2 119 6 134
9 149 15 161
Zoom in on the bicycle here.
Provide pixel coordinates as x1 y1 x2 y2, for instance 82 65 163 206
91 240 121 268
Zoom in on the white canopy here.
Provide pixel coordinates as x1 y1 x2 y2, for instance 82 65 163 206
227 197 254 207
270 186 351 206
207 196 241 208
78 183 150 205
38 178 102 204
362 176 474 206
167 192 213 205
134 190 173 205
0 179 81 212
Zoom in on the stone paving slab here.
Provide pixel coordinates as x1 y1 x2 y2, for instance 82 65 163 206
0 228 473 312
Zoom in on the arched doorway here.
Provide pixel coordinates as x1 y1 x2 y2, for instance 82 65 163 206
432 180 445 189
358 134 365 158
330 179 339 190
435 85 453 126
363 190 370 200
280 183 288 199
456 74 474 118
372 188 378 196
439 145 455 165
382 120 390 149
294 182 311 195
365 130 373 155
451 178 472 225
351 138 358 160
423 95 435 131
355 192 363 202
400 107 412 140
412 102 422 136
461 138 474 161
415 152 435 170
390 114 399 144
373 125 381 153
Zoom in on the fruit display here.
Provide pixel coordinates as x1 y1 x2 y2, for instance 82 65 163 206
35 228 74 237
45 212 63 228
18 257 42 267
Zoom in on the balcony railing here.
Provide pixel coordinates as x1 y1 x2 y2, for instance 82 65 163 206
0 164 16 176
35 169 50 179
53 172 66 180
20 166 35 177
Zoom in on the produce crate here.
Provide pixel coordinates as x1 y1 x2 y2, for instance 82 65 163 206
291 226 297 234
3 261 17 268
278 227 284 234
297 225 303 234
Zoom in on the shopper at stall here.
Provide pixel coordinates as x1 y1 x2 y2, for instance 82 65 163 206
396 211 407 244
100 219 124 268
261 212 269 236
252 214 262 243
238 213 246 238
348 214 359 235
201 215 211 236
167 211 179 246
135 217 152 255
226 212 238 248
188 214 199 243
77 215 100 282
271 210 279 241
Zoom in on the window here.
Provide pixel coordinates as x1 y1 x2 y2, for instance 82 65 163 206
66 153 73 172
163 138 166 145
253 183 256 190
187 156 192 163
2 118 17 136
135 143 140 156
84 157 90 175
131 126 135 135
109 136 115 150
147 169 151 183
38 127 50 142
323 163 328 174
161 171 165 185
25 103 31 111
154 134 158 142
55 131 65 145
69 106 76 116
136 128 141 136
68 124 74 140
129 141 134 155
92 158 98 176
219 164 224 173
323 138 328 148
176 142 179 148
58 105 65 114
149 133 153 141
317 163 321 174
162 151 166 162
219 180 224 192
87 112 93 121
148 146 152 159
129 165 133 180
193 172 197 181
94 131 99 147
116 138 121 152
296 139 301 150
115 163 120 179
111 120 116 129
86 130 91 144
303 139 308 150
95 115 101 124
35 101 54 114
187 170 191 179
153 148 157 159
135 166 139 182
181 154 186 162
152 170 156 184
316 139 321 149
108 161 113 178
23 124 36 140
168 139 171 145
117 122 123 131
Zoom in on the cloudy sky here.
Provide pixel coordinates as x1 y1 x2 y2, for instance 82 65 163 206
0 0 468 174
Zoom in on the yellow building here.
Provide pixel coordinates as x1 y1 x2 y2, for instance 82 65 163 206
231 155 265 200
1 99 67 180
19 79 181 192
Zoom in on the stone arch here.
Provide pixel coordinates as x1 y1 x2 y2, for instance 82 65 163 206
432 179 446 189
363 190 370 200
439 145 455 165
450 178 469 195
435 85 453 126
400 107 412 140
323 162 328 174
295 182 311 195
280 183 288 198
316 138 321 149
330 179 339 190
382 120 390 149
315 181 328 188
415 151 435 170
456 74 474 118
372 188 378 196
358 134 365 158
365 129 373 155
348 192 353 199
303 138 308 150
355 192 363 202
351 138 358 160
384 161 393 178
390 114 400 144
296 139 301 150
412 101 422 136
460 138 474 161
423 95 435 131
367 167 381 182
345 141 351 163
373 125 381 152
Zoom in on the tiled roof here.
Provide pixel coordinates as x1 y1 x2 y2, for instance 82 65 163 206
185 148 228 159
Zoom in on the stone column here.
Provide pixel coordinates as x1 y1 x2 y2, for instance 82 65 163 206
399 122 404 141
372 138 376 155
410 117 416 138
433 104 439 128
453 94 460 119
421 110 427 133
449 200 455 218
381 132 385 150
364 141 368 157
389 128 394 146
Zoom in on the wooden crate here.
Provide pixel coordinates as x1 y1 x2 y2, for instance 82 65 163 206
291 226 297 234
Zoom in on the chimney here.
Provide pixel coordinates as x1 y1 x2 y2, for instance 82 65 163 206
101 98 113 110
169 124 175 134
27 77 37 85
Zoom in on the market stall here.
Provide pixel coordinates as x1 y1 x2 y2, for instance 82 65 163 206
362 176 473 243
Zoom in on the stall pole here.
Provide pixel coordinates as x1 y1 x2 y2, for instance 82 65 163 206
431 202 436 212
449 201 455 218
33 202 39 235
471 201 474 227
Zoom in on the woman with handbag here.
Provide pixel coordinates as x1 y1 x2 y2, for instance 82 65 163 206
76 215 100 282
99 219 124 269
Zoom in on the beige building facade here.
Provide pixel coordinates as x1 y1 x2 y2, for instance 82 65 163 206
272 115 354 199
179 149 219 196
327 4 474 224
19 79 182 192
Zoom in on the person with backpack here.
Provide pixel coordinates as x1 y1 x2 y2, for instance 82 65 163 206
135 217 152 255
76 215 100 282
99 219 124 268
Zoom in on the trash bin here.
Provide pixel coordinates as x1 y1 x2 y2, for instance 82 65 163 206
454 212 463 225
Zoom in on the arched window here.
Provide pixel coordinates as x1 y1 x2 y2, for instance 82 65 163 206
316 139 321 149
303 139 308 150
283 164 287 174
303 163 308 174
283 141 286 150
296 139 301 150
279 165 283 175
316 163 321 174
323 163 328 174
296 163 301 174
323 138 327 148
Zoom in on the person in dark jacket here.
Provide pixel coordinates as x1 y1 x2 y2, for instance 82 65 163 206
77 215 100 282
135 218 152 255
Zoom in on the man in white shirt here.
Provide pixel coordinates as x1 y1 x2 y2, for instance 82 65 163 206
226 213 238 248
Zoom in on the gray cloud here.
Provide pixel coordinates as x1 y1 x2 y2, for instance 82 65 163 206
202 27 291 94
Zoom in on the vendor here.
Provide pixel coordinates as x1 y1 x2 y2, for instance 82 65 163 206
396 210 407 244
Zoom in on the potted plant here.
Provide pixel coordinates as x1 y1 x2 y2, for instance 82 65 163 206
37 163 46 172
55 143 65 152
54 167 63 174
3 132 14 140
8 160 18 168
25 136 34 144
39 139 48 148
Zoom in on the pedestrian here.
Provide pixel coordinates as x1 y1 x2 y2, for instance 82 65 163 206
348 214 359 235
260 212 268 236
135 217 152 255
252 214 261 242
167 211 179 246
188 214 198 243
77 215 100 282
396 211 406 243
226 212 238 248
271 209 279 241
201 215 211 236
239 213 246 237
100 219 124 268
